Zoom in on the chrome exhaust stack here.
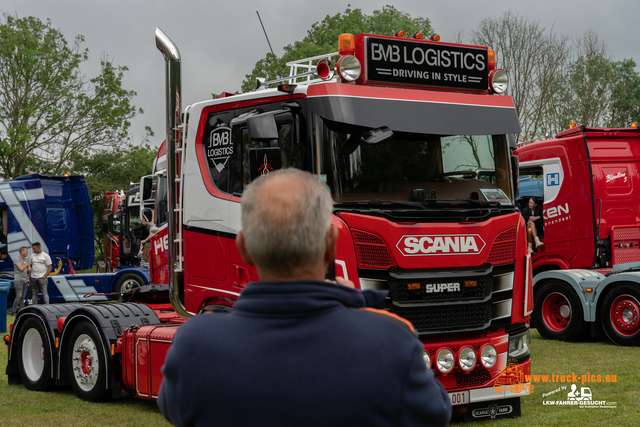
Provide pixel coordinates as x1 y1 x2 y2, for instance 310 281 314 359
155 27 191 318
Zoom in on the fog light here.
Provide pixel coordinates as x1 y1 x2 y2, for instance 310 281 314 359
458 346 476 371
436 348 455 374
423 351 431 369
337 55 361 82
480 344 497 368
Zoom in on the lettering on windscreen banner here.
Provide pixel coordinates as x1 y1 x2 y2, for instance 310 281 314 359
365 36 488 90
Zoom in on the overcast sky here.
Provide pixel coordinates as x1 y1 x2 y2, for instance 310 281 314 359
3 0 638 149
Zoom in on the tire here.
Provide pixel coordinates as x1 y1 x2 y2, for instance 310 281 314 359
533 280 589 341
17 317 55 391
66 321 110 401
600 284 640 346
113 273 143 303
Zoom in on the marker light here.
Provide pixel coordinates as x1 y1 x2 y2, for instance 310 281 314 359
423 351 431 369
429 34 441 42
480 344 497 368
488 50 496 71
338 33 356 55
489 69 509 94
315 58 334 81
436 348 455 374
631 122 638 128
336 55 361 82
393 30 406 38
458 347 477 371
412 32 424 40
407 283 421 290
569 122 577 128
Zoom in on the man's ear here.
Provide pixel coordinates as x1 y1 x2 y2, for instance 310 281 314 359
235 230 255 267
324 225 339 265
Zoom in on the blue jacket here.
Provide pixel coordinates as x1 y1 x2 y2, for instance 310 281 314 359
158 280 451 426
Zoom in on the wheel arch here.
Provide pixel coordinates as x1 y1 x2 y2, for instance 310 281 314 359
57 303 161 395
533 269 606 322
111 269 149 290
532 257 571 277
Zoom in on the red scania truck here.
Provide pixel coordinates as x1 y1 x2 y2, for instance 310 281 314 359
516 124 640 345
6 28 532 422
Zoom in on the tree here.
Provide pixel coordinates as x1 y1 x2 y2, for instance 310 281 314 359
0 13 144 179
610 58 640 127
241 6 433 93
470 11 571 143
70 140 157 260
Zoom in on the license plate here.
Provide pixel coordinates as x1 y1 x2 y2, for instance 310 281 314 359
449 390 470 406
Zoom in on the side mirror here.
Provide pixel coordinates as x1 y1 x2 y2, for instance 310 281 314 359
142 208 154 224
140 176 154 202
247 114 278 142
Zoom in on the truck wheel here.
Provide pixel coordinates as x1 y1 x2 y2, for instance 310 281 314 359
600 284 640 346
113 273 143 303
17 318 55 391
67 321 110 401
533 281 588 341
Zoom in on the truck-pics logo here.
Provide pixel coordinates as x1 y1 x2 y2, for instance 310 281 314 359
396 235 486 256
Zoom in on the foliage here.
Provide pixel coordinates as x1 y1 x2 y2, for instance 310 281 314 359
69 139 157 260
470 14 640 140
610 58 640 128
241 5 433 93
470 11 571 143
0 13 143 179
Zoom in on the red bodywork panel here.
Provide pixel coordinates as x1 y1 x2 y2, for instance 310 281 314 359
517 127 640 271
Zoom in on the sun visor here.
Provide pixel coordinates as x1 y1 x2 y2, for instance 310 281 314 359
308 95 521 136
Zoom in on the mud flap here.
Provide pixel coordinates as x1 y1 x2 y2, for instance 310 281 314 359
454 397 521 422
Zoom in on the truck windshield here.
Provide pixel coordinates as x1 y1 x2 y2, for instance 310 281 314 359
314 115 513 207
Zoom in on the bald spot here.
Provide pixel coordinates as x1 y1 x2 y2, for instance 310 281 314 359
256 174 308 228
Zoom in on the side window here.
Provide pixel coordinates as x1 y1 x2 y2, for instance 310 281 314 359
228 112 303 196
202 111 234 193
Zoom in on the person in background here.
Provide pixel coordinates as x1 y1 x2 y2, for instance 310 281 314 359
522 197 544 253
158 168 451 427
29 242 52 304
10 246 30 315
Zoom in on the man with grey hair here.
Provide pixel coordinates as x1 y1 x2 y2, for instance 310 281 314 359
158 168 451 427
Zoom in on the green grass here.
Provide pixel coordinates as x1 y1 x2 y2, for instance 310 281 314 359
2 312 638 426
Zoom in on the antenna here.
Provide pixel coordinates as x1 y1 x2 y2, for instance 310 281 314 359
256 11 285 79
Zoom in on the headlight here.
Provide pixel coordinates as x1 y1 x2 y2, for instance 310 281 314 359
480 344 497 368
423 351 431 369
509 329 531 360
489 69 509 94
458 346 476 371
436 348 455 374
337 55 361 82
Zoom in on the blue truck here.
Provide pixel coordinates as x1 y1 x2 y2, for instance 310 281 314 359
2 173 154 304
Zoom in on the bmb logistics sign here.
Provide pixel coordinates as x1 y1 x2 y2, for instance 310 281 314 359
363 36 489 91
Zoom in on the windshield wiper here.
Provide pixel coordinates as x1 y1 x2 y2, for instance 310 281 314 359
335 200 428 210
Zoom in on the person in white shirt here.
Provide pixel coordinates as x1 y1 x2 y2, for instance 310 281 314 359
29 242 52 304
